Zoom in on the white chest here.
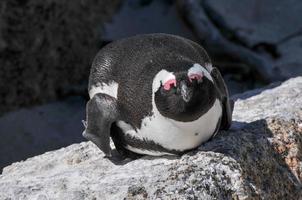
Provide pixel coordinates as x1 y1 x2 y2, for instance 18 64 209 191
116 99 222 155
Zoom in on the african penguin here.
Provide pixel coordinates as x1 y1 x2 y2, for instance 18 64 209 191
83 33 233 157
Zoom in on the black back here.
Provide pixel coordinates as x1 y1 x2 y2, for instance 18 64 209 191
89 33 213 129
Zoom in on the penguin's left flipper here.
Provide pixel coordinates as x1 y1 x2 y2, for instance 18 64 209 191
210 67 233 130
82 93 119 157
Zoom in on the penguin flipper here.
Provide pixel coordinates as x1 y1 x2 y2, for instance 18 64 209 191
82 93 119 157
210 67 233 130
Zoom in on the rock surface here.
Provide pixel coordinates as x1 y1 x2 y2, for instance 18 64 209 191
0 77 302 199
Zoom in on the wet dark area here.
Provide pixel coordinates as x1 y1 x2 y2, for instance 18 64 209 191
1 0 302 170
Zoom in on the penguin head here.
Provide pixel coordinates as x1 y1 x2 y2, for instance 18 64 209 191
153 63 217 122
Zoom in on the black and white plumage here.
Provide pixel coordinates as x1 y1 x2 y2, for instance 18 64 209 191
83 33 233 157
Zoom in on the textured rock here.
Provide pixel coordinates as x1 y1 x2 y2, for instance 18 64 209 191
0 0 120 114
0 77 302 199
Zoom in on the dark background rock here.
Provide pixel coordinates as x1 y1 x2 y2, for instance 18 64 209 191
2 0 301 115
203 0 302 80
178 0 302 82
1 0 302 114
102 0 197 42
203 0 302 46
0 0 121 115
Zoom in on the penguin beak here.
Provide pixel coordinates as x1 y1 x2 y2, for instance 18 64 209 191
180 80 193 102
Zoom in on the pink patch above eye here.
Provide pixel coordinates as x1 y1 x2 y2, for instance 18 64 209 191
189 73 203 82
163 79 176 90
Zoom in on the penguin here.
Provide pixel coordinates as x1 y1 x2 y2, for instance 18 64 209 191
82 33 233 158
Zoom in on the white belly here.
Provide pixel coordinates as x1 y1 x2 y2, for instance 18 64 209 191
116 99 222 155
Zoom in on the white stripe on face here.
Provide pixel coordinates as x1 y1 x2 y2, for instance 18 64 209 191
188 63 213 82
205 62 213 71
152 69 176 93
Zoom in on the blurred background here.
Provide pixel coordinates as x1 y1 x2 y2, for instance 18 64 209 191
1 0 302 171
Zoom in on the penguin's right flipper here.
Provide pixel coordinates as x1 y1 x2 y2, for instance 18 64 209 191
82 93 119 157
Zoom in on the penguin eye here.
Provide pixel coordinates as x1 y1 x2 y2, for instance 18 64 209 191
189 73 203 82
163 79 176 91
